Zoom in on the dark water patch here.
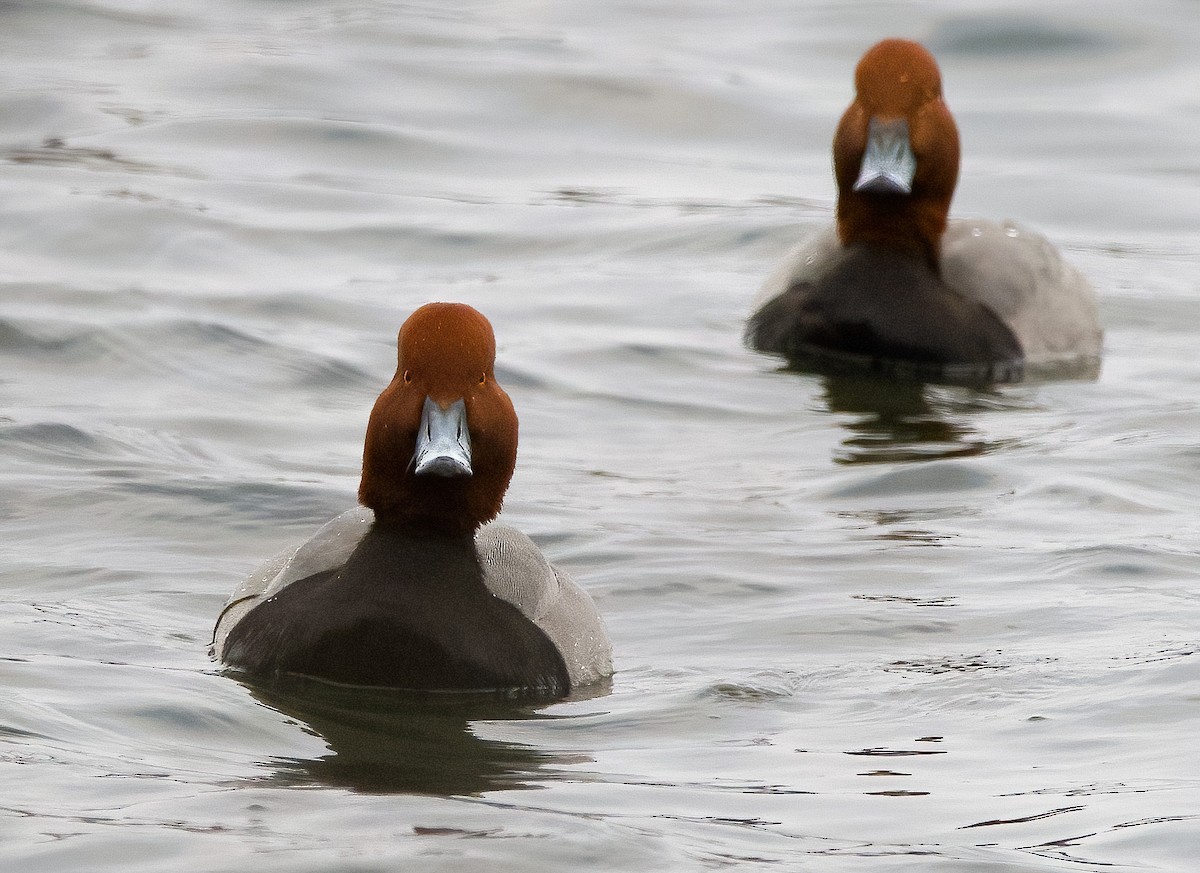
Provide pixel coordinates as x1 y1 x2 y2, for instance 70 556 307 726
493 362 550 391
4 0 189 30
114 478 349 527
551 342 771 420
128 117 486 182
1109 645 1195 666
1009 780 1191 798
99 103 169 128
233 219 623 265
206 290 382 334
1 421 104 452
865 789 929 797
705 674 799 702
1036 544 1194 582
853 594 957 607
885 655 1008 675
1021 480 1174 517
120 702 249 738
0 316 269 376
962 805 1086 829
861 527 952 545
1113 813 1200 830
2 314 372 396
4 137 198 179
0 318 119 363
134 316 374 394
290 355 375 394
836 507 967 529
844 748 947 757
930 15 1129 58
0 422 132 471
152 319 273 357
825 461 1001 500
237 348 377 396
541 187 827 221
0 319 61 353
0 421 241 495
547 186 628 206
615 217 815 259
411 825 500 837
0 723 46 741
100 187 208 213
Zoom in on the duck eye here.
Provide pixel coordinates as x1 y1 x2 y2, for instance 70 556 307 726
402 369 412 384
479 373 487 385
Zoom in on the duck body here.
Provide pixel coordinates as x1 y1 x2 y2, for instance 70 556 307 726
750 219 1100 380
214 508 610 694
747 39 1102 380
749 229 1022 380
213 303 612 696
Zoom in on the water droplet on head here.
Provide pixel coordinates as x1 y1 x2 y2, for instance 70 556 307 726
1005 227 1019 238
970 226 982 237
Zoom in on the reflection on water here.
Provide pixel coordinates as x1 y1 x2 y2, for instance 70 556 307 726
815 362 1102 466
243 675 604 796
819 375 1000 465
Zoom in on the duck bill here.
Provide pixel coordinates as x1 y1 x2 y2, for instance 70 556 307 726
853 117 916 196
412 396 473 477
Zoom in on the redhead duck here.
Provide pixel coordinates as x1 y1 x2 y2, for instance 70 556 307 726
213 303 612 696
747 38 1102 381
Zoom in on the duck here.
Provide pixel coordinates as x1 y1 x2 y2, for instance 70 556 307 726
746 38 1102 382
212 302 612 697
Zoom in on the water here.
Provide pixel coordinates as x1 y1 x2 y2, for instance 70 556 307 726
2 0 1199 870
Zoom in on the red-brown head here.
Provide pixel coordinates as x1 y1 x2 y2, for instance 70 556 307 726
833 39 960 269
359 303 518 536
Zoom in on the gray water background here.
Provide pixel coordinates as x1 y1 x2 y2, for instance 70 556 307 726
2 1 1199 870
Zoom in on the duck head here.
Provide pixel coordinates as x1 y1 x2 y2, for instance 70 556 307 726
359 303 518 536
833 39 960 269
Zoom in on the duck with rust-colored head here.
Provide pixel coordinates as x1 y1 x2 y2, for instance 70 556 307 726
747 38 1102 382
213 303 612 696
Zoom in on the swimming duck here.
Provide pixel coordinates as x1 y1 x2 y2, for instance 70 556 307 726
212 302 612 696
746 38 1102 381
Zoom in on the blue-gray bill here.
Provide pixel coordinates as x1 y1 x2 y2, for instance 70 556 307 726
853 117 916 195
413 396 473 477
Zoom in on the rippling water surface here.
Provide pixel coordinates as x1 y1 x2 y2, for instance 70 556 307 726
2 1 1199 870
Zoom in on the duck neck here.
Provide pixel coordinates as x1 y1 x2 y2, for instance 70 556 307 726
836 192 945 271
370 507 482 541
354 520 482 574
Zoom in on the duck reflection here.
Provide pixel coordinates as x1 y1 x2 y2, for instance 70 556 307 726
241 674 608 795
819 374 1003 465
